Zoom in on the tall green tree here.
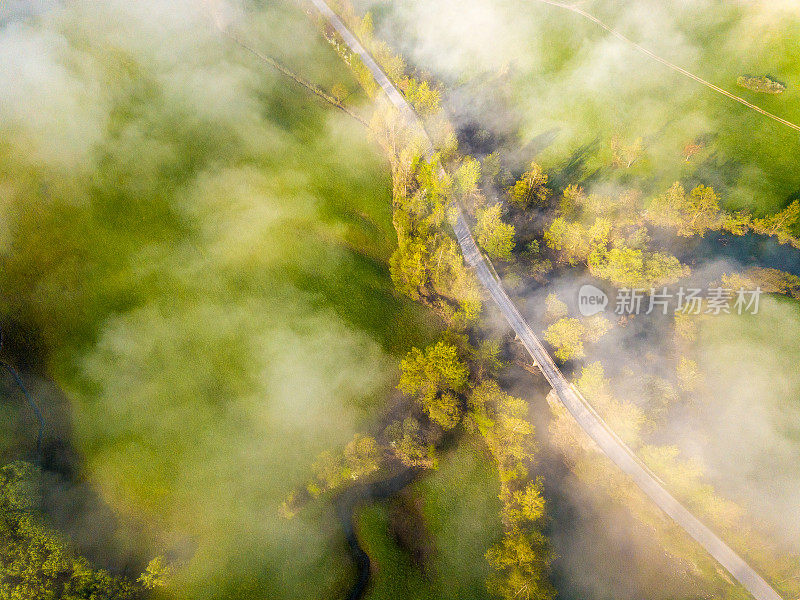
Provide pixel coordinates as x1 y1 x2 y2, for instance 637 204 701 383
588 245 688 288
543 316 610 362
398 342 469 429
0 462 144 600
476 204 516 260
647 182 723 237
544 217 610 265
752 200 800 244
508 162 550 209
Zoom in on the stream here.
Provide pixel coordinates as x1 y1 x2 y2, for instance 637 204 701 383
335 467 422 600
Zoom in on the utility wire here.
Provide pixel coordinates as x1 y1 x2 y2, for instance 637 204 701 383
218 26 369 128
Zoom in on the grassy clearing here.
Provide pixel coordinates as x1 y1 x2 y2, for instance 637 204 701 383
357 436 502 600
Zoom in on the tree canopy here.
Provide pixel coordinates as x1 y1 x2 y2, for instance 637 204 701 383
508 162 550 209
399 341 469 429
543 316 610 362
0 462 147 600
476 204 516 260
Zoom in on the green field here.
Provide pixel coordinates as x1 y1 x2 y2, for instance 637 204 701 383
0 2 434 599
694 297 800 551
357 437 502 600
361 0 800 214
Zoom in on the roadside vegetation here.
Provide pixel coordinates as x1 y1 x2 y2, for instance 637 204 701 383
284 3 555 599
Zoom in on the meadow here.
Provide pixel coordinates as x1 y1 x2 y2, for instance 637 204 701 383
0 1 433 598
361 0 800 214
357 437 502 600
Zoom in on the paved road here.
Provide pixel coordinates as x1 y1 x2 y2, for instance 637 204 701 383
308 2 784 598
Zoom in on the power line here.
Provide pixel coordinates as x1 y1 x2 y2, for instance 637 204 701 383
213 21 369 127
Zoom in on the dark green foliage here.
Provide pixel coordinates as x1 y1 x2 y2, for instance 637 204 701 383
0 462 142 600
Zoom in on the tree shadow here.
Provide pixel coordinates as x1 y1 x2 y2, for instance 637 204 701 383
0 318 154 576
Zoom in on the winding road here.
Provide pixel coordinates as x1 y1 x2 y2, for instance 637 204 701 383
307 1 784 599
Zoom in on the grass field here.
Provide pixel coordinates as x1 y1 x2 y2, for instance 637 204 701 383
0 2 435 599
361 0 800 214
357 437 502 600
509 0 800 213
692 297 800 552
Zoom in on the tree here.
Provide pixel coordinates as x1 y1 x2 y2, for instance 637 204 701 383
385 418 437 469
306 433 382 497
646 182 685 230
720 210 752 236
685 185 722 237
344 434 381 480
611 135 643 168
500 481 546 531
736 75 785 94
401 77 441 114
584 315 612 342
676 357 701 392
330 82 349 103
476 204 516 260
673 311 698 342
481 152 504 187
647 183 722 237
558 184 585 217
138 556 172 590
543 318 586 362
575 363 647 445
508 162 550 209
390 237 430 300
308 450 346 497
473 338 504 379
425 391 462 431
455 155 481 196
0 462 144 600
399 342 469 429
468 378 552 600
752 200 800 245
543 317 610 363
468 381 535 482
544 217 610 266
359 12 374 37
486 533 554 600
737 267 800 298
575 362 612 403
588 245 688 288
544 294 568 322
